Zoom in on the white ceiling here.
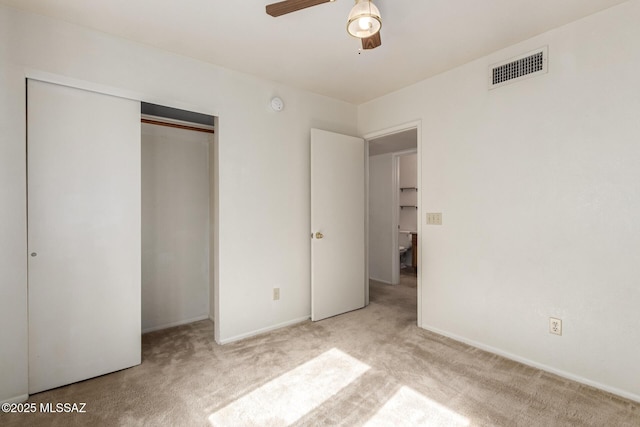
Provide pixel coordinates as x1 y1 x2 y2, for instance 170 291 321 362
1 0 630 104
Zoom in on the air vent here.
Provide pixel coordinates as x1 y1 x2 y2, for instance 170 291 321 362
489 47 548 89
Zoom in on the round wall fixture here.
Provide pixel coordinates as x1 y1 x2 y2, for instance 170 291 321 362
270 96 284 112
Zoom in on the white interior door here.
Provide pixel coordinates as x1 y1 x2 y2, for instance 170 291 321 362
27 80 141 394
311 128 365 321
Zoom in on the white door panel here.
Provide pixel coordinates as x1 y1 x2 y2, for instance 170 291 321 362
27 80 141 394
311 129 365 321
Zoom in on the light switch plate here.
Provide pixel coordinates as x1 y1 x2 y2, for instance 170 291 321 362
426 212 442 225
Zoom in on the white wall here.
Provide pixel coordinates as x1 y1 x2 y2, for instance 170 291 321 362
0 5 357 403
141 123 211 333
0 5 29 405
368 154 394 283
359 0 640 401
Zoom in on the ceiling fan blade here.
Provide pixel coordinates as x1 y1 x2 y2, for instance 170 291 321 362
361 32 382 50
266 0 332 17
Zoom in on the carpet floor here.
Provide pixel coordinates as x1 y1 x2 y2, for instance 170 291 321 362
2 275 638 426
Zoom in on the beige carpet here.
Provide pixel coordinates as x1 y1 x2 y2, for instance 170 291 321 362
2 276 639 426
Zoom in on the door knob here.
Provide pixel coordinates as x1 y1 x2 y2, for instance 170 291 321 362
31 252 37 257
315 232 324 239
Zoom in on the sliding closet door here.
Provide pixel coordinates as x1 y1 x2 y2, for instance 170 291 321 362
27 80 141 394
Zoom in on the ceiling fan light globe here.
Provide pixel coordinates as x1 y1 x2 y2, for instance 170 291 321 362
347 0 382 39
358 17 373 31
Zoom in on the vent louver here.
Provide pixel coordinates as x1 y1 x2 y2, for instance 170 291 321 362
489 47 548 89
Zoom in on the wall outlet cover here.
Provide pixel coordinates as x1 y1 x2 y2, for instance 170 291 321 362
549 317 562 336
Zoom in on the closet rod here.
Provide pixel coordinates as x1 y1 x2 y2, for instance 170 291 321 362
141 118 214 134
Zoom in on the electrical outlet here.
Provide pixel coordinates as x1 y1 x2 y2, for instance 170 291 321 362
426 212 442 225
549 317 562 336
273 288 280 301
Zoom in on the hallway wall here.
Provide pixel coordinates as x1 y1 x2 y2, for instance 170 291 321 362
368 153 394 283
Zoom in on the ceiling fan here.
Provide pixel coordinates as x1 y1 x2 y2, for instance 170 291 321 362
266 0 382 50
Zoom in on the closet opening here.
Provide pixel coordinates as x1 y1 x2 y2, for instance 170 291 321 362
141 102 216 334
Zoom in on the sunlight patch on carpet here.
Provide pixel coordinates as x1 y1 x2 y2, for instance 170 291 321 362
208 348 370 426
364 386 470 426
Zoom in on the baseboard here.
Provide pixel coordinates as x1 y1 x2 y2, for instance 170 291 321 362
1 394 29 404
219 315 310 345
369 276 393 285
421 324 640 404
142 315 210 334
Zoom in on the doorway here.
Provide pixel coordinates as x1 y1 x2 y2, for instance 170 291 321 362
365 123 421 325
140 103 216 333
